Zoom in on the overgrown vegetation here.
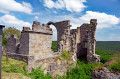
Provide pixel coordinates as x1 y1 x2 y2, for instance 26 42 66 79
2 56 27 73
1 56 53 79
88 24 93 28
2 39 120 78
57 60 103 79
2 56 103 79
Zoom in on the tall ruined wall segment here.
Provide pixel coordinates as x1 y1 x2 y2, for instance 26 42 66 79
47 20 71 52
74 19 100 63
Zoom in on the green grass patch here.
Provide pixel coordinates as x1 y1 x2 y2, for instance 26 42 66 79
2 56 53 79
108 53 120 72
108 61 120 72
2 56 27 73
61 51 71 60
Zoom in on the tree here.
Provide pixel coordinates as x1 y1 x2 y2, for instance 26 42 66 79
2 27 21 46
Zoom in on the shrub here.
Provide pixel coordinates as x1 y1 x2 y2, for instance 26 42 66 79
29 66 53 79
58 60 103 79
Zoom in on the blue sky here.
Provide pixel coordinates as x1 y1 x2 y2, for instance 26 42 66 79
0 0 120 41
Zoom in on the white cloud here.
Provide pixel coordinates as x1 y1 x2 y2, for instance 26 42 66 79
0 0 34 14
54 11 120 29
78 11 120 29
43 0 87 12
35 16 39 19
0 14 31 30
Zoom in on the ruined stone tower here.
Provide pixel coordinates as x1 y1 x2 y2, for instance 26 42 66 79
6 19 100 75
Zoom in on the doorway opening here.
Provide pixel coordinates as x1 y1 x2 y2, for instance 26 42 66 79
49 25 58 52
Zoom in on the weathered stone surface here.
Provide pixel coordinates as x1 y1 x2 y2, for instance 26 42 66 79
47 20 71 52
92 67 120 79
7 34 19 53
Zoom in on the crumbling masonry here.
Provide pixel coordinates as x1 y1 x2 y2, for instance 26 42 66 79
6 19 100 76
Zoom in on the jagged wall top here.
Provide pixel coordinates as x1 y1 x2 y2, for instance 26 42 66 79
22 21 53 34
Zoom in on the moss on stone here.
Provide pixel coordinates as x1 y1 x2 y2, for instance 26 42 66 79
88 24 93 28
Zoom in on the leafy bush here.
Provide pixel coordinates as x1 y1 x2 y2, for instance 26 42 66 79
28 66 53 79
58 60 103 79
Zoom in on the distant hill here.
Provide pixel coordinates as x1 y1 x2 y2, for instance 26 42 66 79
96 41 120 53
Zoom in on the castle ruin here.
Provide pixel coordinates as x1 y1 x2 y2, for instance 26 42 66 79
6 19 100 76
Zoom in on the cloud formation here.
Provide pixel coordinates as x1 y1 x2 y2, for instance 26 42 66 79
0 14 31 30
43 0 87 12
0 0 33 14
57 11 120 29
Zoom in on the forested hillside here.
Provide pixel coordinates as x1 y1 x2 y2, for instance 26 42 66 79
96 41 120 53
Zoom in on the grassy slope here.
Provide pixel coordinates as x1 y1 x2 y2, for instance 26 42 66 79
1 56 30 79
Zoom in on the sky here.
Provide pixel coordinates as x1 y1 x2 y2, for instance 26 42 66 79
0 0 120 41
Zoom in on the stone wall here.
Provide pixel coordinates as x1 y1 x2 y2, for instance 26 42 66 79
47 20 71 52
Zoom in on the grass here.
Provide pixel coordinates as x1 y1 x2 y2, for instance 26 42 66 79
2 71 30 79
107 53 120 72
61 51 71 60
1 56 29 79
2 56 27 73
1 56 53 79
